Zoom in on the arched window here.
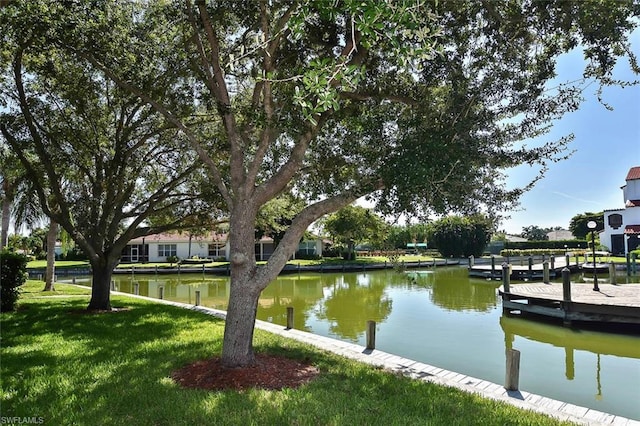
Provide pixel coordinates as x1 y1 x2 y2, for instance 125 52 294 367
608 213 623 229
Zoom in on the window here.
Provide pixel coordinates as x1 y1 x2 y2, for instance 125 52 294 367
297 241 316 255
608 214 623 230
208 243 225 258
158 244 177 257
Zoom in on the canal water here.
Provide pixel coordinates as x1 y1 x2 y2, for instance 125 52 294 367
84 267 640 420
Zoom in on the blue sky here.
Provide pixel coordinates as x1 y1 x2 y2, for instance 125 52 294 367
499 29 640 235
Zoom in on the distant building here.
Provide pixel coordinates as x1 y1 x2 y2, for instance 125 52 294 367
600 166 640 255
121 232 323 263
546 229 574 241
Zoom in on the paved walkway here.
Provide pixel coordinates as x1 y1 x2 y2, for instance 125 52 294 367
104 288 639 426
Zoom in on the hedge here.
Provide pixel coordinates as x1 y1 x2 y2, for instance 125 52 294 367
0 249 28 312
503 240 588 250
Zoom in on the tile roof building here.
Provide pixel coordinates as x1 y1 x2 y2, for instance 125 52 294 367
600 166 640 255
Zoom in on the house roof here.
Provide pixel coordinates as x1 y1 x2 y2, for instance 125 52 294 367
624 225 640 235
128 232 277 244
626 166 640 181
625 199 640 207
129 232 229 244
546 229 574 241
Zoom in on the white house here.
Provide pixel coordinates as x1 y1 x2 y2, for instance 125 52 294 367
121 231 323 263
601 166 640 255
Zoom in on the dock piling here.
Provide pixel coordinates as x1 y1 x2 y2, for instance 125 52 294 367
286 307 294 330
469 255 475 268
502 263 510 293
505 349 520 391
491 256 496 278
562 268 571 302
543 261 549 284
195 290 201 306
366 320 376 350
609 262 617 285
134 283 139 295
159 286 164 299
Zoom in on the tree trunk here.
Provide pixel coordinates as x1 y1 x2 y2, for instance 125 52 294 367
221 276 262 367
220 204 264 367
1 180 11 249
43 220 57 291
87 258 118 311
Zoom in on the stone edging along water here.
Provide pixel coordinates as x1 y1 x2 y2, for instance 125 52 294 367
69 284 638 426
29 258 461 278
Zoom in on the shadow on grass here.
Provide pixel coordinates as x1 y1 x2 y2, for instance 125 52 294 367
1 297 573 425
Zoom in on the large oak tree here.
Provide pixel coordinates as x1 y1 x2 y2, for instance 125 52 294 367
2 0 638 367
0 3 223 309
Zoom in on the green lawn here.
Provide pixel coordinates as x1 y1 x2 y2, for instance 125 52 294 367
1 282 575 426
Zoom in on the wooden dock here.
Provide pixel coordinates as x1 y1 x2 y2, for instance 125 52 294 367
469 256 582 280
499 282 640 327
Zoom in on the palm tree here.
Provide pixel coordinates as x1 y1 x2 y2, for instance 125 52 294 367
11 172 60 291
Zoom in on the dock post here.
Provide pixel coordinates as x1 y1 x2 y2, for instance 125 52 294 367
527 256 533 279
562 268 571 302
491 256 496 278
286 307 294 330
110 280 116 291
469 255 474 268
72 276 76 284
565 254 570 269
505 349 520 391
609 262 617 285
550 256 555 270
502 263 510 293
158 286 164 299
195 290 201 306
633 253 638 275
543 261 550 284
134 283 139 295
366 320 376 350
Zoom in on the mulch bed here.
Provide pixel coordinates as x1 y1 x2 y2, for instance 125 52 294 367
171 353 320 391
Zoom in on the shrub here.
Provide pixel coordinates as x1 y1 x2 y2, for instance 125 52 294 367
294 253 321 260
0 250 28 312
166 255 180 264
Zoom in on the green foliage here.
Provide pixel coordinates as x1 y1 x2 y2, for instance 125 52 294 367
322 205 389 258
501 249 586 257
0 249 27 311
569 212 604 239
427 215 492 258
520 225 550 241
255 194 306 245
386 223 430 250
504 240 587 250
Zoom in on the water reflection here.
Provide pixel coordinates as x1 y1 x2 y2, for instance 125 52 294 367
501 315 640 380
111 268 502 338
315 273 392 341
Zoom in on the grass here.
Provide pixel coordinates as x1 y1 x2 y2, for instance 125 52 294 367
0 282 576 426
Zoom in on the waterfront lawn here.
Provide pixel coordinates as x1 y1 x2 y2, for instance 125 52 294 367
26 259 90 269
1 288 575 426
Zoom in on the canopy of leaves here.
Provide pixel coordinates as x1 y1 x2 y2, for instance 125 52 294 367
520 225 550 241
569 212 604 239
427 214 493 257
322 205 389 251
0 2 225 265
